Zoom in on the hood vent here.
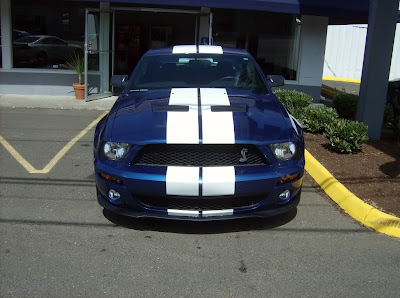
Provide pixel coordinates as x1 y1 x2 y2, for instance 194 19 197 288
211 105 248 112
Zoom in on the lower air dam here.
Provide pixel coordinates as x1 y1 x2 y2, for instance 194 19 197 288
167 209 234 217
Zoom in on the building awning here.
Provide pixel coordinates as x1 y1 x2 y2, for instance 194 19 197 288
77 0 400 23
79 0 371 18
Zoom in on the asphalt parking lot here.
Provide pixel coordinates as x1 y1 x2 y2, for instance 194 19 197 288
0 108 399 297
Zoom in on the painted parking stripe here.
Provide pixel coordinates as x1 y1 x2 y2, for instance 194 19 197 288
167 88 199 144
198 45 223 54
172 45 197 54
200 88 235 144
202 166 235 196
0 111 108 174
166 166 200 196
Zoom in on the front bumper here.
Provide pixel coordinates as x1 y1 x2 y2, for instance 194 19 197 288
97 189 300 221
94 159 304 221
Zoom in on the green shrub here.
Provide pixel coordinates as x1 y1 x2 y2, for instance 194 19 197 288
324 119 369 153
274 89 313 118
333 93 359 120
302 106 338 133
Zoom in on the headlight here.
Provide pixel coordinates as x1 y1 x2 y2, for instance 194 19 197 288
270 142 297 161
103 141 130 160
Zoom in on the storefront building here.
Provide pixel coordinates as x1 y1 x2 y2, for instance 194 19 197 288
0 0 370 101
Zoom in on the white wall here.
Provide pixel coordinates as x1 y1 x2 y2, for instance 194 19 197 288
323 23 400 81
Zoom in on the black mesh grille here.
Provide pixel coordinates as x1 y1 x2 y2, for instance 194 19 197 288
132 144 268 167
134 194 267 210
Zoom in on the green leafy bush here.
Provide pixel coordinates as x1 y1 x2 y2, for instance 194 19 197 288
333 93 359 120
324 119 369 153
302 106 338 133
274 89 313 118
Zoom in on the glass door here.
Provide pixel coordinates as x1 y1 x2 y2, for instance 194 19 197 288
84 8 115 101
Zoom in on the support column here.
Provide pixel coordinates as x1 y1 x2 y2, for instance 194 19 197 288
1 0 13 69
295 15 328 102
99 2 110 93
356 0 398 140
198 7 211 45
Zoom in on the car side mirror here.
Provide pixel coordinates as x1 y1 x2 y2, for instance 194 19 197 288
110 75 128 88
267 75 285 87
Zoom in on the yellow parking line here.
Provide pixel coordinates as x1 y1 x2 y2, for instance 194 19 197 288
0 111 108 174
0 135 37 173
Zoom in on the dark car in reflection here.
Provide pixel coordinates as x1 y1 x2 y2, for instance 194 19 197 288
13 35 83 67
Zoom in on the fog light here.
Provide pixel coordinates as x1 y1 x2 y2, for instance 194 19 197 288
279 190 291 201
108 189 121 201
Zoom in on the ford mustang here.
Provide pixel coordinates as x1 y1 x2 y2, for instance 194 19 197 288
94 45 304 220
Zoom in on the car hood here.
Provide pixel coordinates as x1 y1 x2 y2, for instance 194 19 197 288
104 88 295 145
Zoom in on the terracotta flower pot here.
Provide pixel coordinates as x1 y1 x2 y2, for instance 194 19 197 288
72 83 88 100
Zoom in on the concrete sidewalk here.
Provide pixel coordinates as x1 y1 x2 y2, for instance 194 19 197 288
0 94 117 110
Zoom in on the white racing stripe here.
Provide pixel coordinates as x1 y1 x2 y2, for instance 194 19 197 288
200 88 235 144
167 88 199 144
288 114 299 135
198 45 223 54
202 166 235 196
202 209 234 217
165 87 237 199
168 209 200 217
172 45 197 54
166 166 199 196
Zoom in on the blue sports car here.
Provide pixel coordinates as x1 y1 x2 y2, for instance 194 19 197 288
94 45 304 220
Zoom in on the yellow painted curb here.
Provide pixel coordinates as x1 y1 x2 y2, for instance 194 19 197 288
305 150 400 238
323 76 361 84
321 88 338 98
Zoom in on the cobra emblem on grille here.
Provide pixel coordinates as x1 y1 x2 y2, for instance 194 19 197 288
239 148 248 163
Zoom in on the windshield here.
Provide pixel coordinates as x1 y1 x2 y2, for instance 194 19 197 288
129 53 268 93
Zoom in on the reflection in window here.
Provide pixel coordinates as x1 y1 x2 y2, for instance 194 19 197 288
213 9 300 80
11 0 94 69
130 54 268 93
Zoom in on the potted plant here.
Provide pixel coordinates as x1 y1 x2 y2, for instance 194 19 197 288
66 54 87 99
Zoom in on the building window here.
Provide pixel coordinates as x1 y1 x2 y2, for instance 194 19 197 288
213 9 300 81
11 0 95 69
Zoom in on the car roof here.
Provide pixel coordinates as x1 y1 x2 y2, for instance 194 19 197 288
145 45 250 56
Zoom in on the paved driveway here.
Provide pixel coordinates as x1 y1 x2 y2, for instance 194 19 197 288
0 108 399 297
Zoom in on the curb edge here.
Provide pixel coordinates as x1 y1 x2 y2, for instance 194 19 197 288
305 150 400 238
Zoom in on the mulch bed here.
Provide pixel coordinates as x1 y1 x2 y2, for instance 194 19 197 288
304 132 400 217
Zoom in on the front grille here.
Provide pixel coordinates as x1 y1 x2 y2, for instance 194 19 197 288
132 144 268 167
134 194 267 210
